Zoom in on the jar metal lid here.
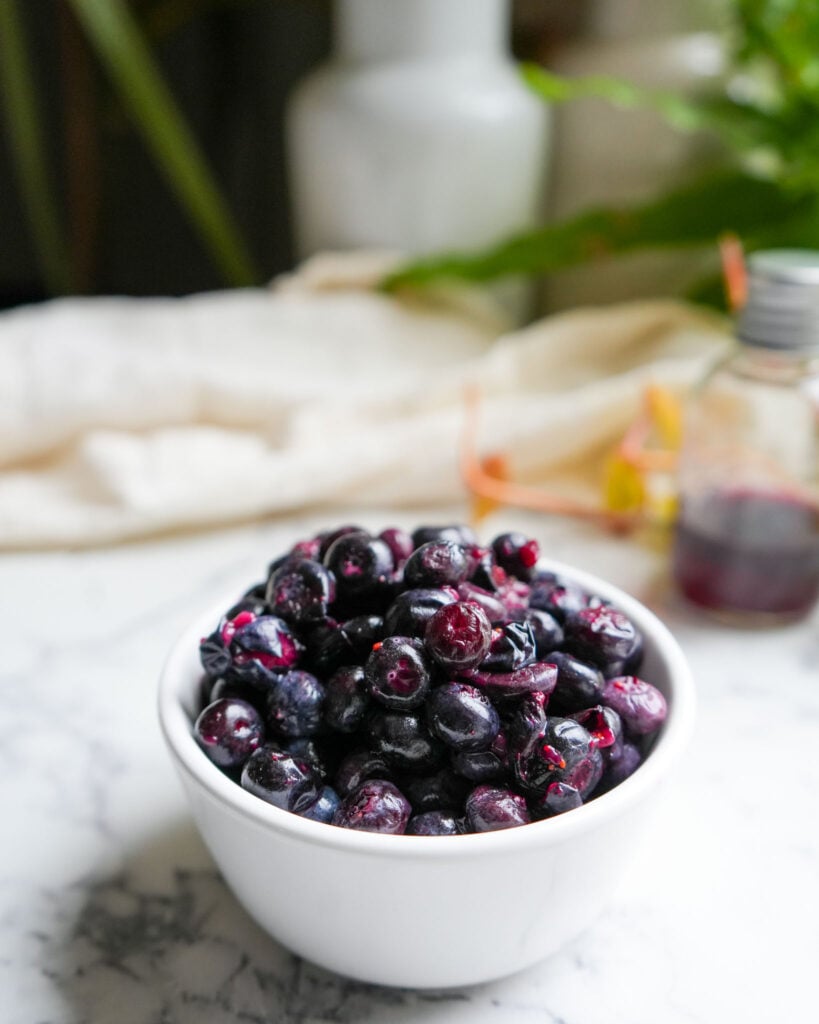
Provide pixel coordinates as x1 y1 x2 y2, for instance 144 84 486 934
737 249 819 351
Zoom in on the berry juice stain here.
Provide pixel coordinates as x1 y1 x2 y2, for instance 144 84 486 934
673 489 819 619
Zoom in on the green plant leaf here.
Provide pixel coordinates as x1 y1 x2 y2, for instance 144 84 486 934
382 171 806 289
0 1 71 294
68 0 257 287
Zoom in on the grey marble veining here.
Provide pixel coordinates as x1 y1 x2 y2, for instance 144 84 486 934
2 508 817 1024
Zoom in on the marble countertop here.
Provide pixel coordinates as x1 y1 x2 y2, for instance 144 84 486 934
3 507 817 1024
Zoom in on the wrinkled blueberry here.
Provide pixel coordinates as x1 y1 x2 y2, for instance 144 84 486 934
365 636 432 710
465 660 558 698
480 620 537 673
425 601 492 673
529 578 589 622
194 698 265 769
333 779 411 834
466 785 530 832
513 717 594 795
265 670 325 737
229 613 303 682
403 541 469 589
406 810 463 836
491 532 541 581
601 676 667 736
569 704 623 755
457 581 508 623
368 710 446 772
509 608 564 657
384 587 458 637
547 650 605 713
266 559 336 625
465 546 507 593
240 746 319 812
426 682 500 752
324 665 370 733
563 605 642 676
504 690 550 753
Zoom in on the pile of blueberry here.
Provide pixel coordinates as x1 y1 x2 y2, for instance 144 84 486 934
194 525 667 835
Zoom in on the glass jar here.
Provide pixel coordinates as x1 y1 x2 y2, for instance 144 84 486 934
672 250 819 622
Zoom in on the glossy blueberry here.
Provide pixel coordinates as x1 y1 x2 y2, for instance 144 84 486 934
323 530 393 599
411 524 477 549
265 670 325 737
531 781 583 818
317 524 365 561
341 614 386 657
601 676 667 736
465 546 506 593
228 613 304 683
365 636 432 710
513 717 594 795
528 577 589 622
457 582 507 623
194 698 265 769
509 608 564 657
504 690 549 754
283 736 333 781
465 660 557 699
406 811 463 836
479 620 536 673
384 587 457 638
324 665 370 733
466 785 531 832
403 541 469 589
240 745 319 812
451 730 509 783
398 767 471 813
334 748 392 797
491 531 541 581
563 605 642 676
299 785 341 824
561 746 604 798
426 682 500 752
368 710 446 772
569 704 623 755
332 779 411 834
425 601 492 673
265 558 336 625
546 650 605 713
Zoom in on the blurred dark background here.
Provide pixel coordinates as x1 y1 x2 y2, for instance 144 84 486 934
0 0 586 308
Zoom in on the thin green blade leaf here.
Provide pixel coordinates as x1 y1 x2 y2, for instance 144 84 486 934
68 0 257 287
382 171 805 289
0 0 71 294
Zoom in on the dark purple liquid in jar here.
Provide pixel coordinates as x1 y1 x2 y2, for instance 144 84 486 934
673 489 819 618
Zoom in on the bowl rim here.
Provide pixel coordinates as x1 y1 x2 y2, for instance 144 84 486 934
158 555 695 858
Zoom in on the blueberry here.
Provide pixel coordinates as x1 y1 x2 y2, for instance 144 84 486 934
594 741 643 796
265 559 336 625
368 710 445 772
569 704 623 754
365 636 432 710
531 781 583 818
425 601 492 673
509 608 564 656
299 785 341 824
283 736 332 780
194 698 265 769
324 665 370 733
229 614 304 683
465 660 558 698
457 582 508 623
491 532 541 581
323 530 393 599
341 614 386 657
318 524 365 561
513 717 594 795
504 690 550 753
205 674 266 715
397 767 471 813
403 541 469 589
378 527 414 566
464 546 506 593
529 578 589 622
546 651 605 713
561 746 604 798
466 785 530 832
265 670 325 737
406 811 463 836
563 605 642 676
384 587 457 637
334 748 393 797
411 525 477 549
451 730 509 783
288 536 324 561
426 682 500 752
332 779 412 834
479 620 536 673
600 676 667 736
241 746 319 813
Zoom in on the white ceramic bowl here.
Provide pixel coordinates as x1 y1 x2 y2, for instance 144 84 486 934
158 559 695 989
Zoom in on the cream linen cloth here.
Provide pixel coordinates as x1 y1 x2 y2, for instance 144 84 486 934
0 254 729 548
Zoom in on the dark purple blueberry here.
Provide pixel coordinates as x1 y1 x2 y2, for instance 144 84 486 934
384 587 458 637
205 674 266 715
341 614 386 657
397 767 471 813
199 627 233 680
403 541 469 589
466 785 530 832
365 636 432 710
531 781 583 818
479 620 536 673
601 676 667 736
283 737 332 780
299 785 341 824
378 527 414 566
265 670 325 737
368 710 446 772
509 608 564 656
425 601 492 672
491 532 541 581
334 748 392 797
546 650 605 713
323 531 394 599
464 546 507 593
194 698 265 769
303 615 384 676
465 660 557 698
594 741 643 796
451 730 508 782
411 524 478 549
324 665 371 733
288 536 323 561
563 605 642 676
504 690 549 753
569 705 623 755
426 682 500 752
332 779 411 834
495 578 532 616
529 578 589 622
513 717 594 795
240 745 319 812
561 746 604 798
229 614 304 682
406 811 462 836
457 582 508 623
318 524 365 561
265 559 336 625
